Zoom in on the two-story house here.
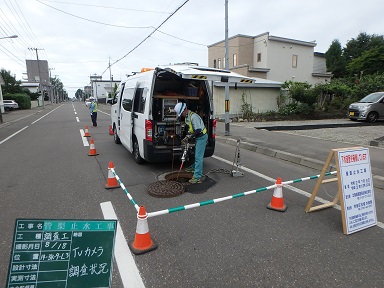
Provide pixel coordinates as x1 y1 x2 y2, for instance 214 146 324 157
208 32 332 84
208 32 332 118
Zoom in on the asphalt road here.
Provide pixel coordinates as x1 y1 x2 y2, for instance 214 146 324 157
1 103 384 288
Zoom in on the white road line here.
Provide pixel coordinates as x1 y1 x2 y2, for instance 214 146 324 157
74 112 77 115
212 155 384 229
76 117 80 122
98 110 110 116
100 201 145 288
0 126 29 145
79 129 89 146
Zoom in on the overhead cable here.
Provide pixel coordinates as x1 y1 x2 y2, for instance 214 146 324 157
35 0 151 29
102 0 189 75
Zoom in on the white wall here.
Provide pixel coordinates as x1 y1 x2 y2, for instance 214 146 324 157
213 86 280 118
267 41 314 83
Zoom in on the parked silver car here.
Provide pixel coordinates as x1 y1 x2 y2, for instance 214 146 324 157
3 100 19 111
348 92 384 122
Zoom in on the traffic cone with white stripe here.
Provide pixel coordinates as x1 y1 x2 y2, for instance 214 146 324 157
88 138 99 156
129 206 158 255
84 125 91 137
109 125 114 135
267 177 287 212
105 161 120 189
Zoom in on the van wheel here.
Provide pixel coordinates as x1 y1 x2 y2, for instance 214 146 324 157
114 127 121 144
133 140 144 164
367 112 378 123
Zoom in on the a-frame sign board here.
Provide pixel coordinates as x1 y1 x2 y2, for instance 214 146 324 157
306 147 377 235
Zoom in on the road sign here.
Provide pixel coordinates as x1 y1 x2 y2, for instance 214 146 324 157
305 147 377 235
7 219 117 288
337 147 377 234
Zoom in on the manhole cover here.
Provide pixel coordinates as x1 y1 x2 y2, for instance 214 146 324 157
147 180 185 198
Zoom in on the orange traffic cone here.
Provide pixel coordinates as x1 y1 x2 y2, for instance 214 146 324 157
84 125 90 137
267 177 287 212
109 125 114 135
129 206 158 255
105 161 120 189
88 138 99 156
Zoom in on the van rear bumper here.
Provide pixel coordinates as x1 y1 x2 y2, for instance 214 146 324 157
143 139 215 163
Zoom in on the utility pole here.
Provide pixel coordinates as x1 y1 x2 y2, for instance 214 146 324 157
28 48 44 109
0 35 18 122
49 67 55 104
224 0 230 135
109 57 113 103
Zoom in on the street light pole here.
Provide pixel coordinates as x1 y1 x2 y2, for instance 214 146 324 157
0 35 18 40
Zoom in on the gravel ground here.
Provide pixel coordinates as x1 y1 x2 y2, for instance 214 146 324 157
279 125 384 148
237 118 384 148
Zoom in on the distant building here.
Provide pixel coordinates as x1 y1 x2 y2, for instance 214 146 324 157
208 32 332 85
25 59 50 87
90 75 120 103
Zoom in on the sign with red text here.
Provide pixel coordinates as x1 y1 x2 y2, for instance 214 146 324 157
338 148 377 234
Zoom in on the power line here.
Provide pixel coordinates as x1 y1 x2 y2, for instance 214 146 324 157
102 0 189 75
156 29 207 46
38 0 172 14
12 0 44 49
35 0 151 29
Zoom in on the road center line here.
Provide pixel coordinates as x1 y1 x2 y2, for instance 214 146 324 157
100 201 145 288
212 155 384 229
0 126 29 145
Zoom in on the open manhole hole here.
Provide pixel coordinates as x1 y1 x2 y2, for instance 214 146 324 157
147 180 185 198
157 171 206 185
153 171 213 195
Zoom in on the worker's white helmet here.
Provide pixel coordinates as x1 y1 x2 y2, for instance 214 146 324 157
174 102 186 117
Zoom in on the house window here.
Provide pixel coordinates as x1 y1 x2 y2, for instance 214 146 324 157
213 59 217 68
292 55 298 68
233 54 237 66
223 57 226 69
218 58 221 69
257 53 261 62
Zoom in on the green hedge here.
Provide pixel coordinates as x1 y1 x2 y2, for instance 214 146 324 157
4 93 31 109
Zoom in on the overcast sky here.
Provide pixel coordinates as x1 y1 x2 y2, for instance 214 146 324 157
1 0 382 97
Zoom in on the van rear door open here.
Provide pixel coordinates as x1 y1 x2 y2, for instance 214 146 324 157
159 66 255 84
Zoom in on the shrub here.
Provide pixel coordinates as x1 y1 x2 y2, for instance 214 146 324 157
4 93 31 109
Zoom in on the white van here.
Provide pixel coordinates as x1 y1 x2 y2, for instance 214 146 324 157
110 64 254 164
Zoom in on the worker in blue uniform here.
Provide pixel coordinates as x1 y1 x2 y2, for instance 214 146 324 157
174 102 207 184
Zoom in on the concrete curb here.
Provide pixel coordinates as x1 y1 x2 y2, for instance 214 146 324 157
216 135 384 189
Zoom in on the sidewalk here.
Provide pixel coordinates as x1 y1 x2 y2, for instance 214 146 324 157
215 120 384 189
0 105 54 129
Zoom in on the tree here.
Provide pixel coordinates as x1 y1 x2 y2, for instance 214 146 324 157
343 32 372 62
325 40 345 78
346 46 384 76
75 89 83 100
0 69 24 94
343 33 384 76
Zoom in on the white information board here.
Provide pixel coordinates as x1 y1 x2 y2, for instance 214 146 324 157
338 147 377 234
